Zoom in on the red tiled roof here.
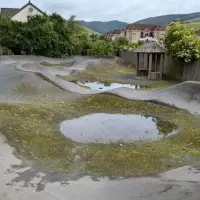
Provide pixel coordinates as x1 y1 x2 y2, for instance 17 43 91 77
106 29 121 35
114 29 121 34
154 25 166 31
125 24 165 31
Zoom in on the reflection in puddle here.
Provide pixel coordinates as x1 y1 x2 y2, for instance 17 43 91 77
60 113 178 144
77 81 147 91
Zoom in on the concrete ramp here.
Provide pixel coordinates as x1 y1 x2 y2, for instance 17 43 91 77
1 55 200 115
151 82 200 115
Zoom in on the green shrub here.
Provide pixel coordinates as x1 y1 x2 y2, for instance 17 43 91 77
164 22 200 63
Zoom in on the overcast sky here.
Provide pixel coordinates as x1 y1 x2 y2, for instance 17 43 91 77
1 0 200 22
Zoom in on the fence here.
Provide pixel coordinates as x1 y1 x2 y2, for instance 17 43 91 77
119 50 200 81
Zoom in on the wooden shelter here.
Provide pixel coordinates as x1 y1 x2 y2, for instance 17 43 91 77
134 41 165 80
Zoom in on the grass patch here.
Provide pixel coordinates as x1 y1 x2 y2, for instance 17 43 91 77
79 85 91 90
40 62 63 67
13 81 38 95
57 62 177 91
146 80 178 90
57 62 135 83
81 25 101 35
0 95 200 176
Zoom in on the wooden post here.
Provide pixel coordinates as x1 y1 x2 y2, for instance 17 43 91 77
148 54 152 79
155 54 157 72
159 54 163 80
143 53 145 69
136 53 139 75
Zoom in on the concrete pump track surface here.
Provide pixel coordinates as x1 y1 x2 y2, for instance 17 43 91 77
0 55 200 200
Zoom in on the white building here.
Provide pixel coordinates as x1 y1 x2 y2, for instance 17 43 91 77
0 1 44 22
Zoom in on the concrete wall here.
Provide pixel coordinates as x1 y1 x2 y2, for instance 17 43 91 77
119 50 200 81
12 4 43 22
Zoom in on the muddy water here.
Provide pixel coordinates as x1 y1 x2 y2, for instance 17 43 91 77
77 81 147 91
60 113 177 144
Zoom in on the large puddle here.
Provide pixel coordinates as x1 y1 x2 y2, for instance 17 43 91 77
77 81 147 91
60 113 178 144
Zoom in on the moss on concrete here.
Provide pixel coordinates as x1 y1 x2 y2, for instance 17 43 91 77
0 95 200 176
40 62 63 67
58 62 135 83
146 81 178 90
13 81 38 95
57 63 177 91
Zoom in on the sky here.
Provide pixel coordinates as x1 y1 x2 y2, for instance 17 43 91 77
1 0 200 22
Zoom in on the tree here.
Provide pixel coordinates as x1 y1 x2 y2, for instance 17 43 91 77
164 22 200 63
0 14 92 57
114 37 129 46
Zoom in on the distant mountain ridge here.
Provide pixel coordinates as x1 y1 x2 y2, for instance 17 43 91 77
77 12 200 35
134 12 200 25
77 20 128 34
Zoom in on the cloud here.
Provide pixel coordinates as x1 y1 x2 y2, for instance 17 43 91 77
1 0 200 22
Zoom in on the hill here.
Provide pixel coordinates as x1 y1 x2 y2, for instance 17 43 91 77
134 12 200 25
77 20 128 34
183 17 200 30
183 22 200 30
81 26 101 35
77 12 200 35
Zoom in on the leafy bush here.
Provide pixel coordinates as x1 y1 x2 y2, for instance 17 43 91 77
0 14 142 58
0 46 13 55
90 40 115 56
89 37 143 56
0 14 91 57
164 22 200 63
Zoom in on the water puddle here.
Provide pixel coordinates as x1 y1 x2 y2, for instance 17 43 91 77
60 113 178 144
77 81 147 91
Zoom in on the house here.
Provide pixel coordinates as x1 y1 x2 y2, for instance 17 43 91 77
120 28 125 37
105 29 121 40
108 24 166 43
0 1 44 22
123 24 165 43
